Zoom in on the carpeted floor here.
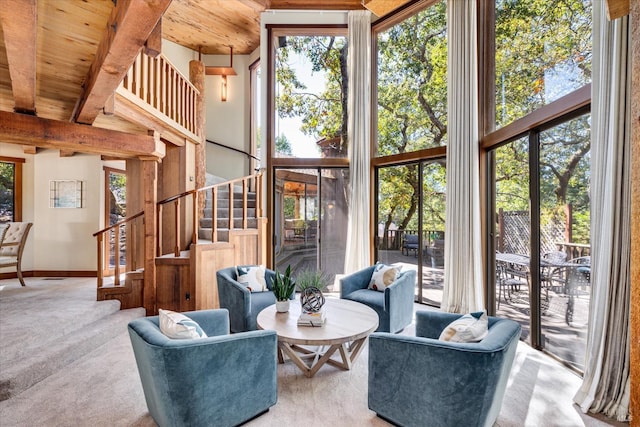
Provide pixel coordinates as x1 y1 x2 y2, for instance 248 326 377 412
0 277 627 427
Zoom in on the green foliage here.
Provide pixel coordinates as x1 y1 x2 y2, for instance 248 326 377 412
272 265 295 301
275 36 348 156
275 134 293 156
295 269 327 292
0 162 15 221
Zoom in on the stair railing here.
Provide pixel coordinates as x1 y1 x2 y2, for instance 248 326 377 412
94 172 263 289
157 172 263 257
93 211 144 288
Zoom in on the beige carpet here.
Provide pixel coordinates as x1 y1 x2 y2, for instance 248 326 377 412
0 278 627 427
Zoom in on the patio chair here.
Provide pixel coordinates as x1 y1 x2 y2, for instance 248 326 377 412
426 239 445 268
402 234 419 256
0 222 33 286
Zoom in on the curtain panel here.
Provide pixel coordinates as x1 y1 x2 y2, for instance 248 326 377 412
344 10 372 274
441 0 484 313
573 2 631 421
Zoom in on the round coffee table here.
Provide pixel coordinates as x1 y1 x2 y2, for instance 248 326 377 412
257 298 379 377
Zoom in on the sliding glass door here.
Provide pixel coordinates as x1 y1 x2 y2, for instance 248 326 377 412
490 113 591 371
375 159 446 306
273 168 349 289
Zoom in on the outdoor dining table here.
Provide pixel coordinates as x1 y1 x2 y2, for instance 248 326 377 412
495 252 591 324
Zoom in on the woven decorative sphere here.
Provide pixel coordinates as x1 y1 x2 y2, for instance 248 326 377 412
300 287 325 312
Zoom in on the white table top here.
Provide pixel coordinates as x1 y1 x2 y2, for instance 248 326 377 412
257 298 379 346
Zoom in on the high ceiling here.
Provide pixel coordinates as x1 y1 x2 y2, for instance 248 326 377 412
0 0 368 137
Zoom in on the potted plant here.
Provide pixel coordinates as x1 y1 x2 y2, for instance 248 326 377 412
296 269 327 293
272 265 295 312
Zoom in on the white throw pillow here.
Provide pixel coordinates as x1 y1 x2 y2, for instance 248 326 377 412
368 264 401 292
236 265 267 292
439 311 488 343
159 309 207 339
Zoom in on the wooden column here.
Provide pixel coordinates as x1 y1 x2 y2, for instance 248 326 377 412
143 158 159 315
629 0 639 423
189 59 206 195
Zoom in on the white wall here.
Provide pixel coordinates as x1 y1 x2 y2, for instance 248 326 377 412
0 145 104 272
33 150 103 271
163 38 255 181
203 51 256 180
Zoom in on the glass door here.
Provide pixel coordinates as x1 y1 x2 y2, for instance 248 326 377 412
490 113 591 372
375 159 446 306
274 167 349 290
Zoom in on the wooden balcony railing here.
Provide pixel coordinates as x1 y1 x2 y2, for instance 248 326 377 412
119 51 200 139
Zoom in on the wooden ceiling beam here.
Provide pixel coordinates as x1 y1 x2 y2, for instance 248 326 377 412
0 111 165 160
606 0 630 20
0 0 37 115
73 0 172 125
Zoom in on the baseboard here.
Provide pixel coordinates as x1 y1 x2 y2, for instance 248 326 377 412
0 271 96 280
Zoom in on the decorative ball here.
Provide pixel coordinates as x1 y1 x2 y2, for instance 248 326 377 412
300 287 325 313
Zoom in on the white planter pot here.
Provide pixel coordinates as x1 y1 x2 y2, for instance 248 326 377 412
275 300 290 313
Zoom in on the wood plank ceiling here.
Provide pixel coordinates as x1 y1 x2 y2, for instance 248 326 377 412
0 0 365 153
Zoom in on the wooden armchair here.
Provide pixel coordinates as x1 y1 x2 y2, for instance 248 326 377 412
0 222 33 286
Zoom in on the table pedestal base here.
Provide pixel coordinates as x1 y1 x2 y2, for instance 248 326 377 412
278 338 368 378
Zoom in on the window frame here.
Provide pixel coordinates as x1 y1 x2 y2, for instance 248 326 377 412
0 156 25 223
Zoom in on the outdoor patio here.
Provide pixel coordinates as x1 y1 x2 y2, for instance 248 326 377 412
378 248 589 372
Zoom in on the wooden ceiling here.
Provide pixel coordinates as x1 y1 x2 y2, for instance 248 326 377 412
0 0 367 157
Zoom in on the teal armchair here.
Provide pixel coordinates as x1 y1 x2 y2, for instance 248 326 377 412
340 265 416 333
128 309 277 427
368 310 521 427
216 266 294 332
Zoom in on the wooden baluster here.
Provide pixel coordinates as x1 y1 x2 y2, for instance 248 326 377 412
192 191 198 244
157 204 163 256
96 233 104 288
228 183 234 232
114 226 121 286
257 173 263 218
243 178 248 229
174 199 181 257
212 187 218 243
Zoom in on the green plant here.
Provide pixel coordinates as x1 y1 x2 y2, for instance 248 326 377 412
272 265 295 301
296 269 327 293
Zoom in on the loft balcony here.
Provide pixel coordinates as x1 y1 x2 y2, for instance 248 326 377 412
112 51 201 147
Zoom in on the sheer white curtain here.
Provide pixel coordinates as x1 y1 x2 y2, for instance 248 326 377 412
440 0 484 313
343 10 372 274
573 3 631 422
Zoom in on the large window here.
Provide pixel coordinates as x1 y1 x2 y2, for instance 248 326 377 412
373 0 448 305
484 0 593 374
274 33 348 159
267 26 350 278
376 1 447 155
494 0 592 129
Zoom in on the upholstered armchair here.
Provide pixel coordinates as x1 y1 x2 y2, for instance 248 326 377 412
216 266 294 332
128 309 277 427
340 265 416 333
0 222 33 286
368 311 521 427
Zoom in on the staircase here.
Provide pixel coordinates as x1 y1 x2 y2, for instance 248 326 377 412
197 184 258 242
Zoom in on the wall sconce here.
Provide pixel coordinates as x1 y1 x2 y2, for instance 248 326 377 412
206 46 237 102
220 76 228 102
